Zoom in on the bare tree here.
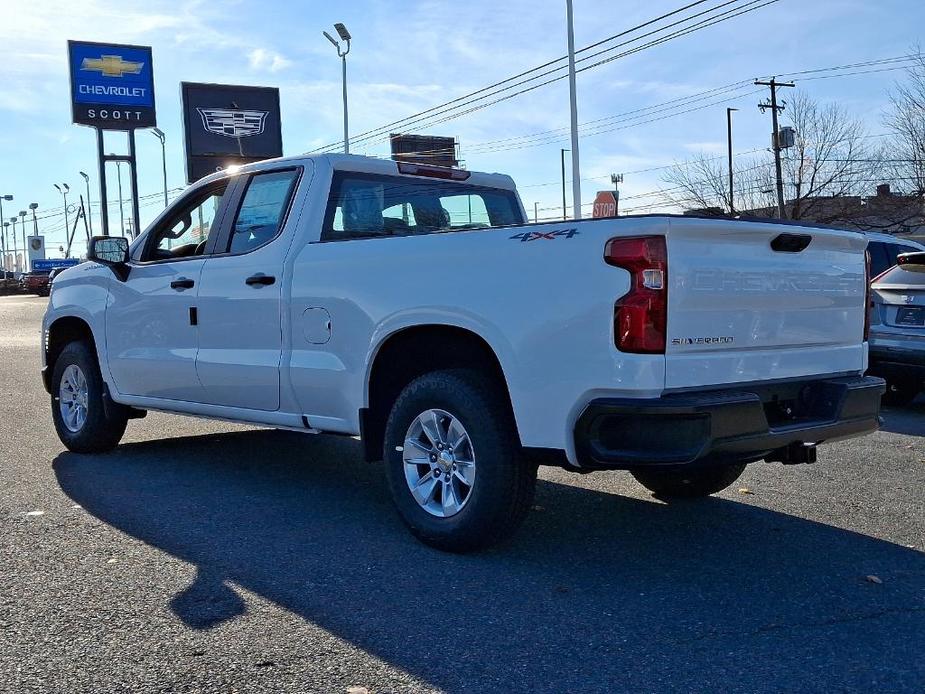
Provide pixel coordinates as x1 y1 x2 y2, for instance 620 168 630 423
661 91 878 224
885 51 925 195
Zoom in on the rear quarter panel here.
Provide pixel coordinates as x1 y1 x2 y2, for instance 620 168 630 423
286 217 669 452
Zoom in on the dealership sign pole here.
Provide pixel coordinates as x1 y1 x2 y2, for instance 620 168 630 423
68 40 156 237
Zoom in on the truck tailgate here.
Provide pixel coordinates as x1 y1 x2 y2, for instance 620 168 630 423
664 218 867 390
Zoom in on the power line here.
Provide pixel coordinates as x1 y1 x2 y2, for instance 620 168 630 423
315 0 779 152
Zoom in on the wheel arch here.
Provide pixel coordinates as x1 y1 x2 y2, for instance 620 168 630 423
43 315 99 394
361 323 519 462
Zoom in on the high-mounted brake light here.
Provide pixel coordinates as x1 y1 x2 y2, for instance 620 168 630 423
396 162 471 180
605 235 667 354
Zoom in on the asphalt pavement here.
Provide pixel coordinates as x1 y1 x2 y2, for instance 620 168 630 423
1 294 923 693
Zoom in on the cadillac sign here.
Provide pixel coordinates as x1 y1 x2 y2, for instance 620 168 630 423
68 40 156 129
181 82 283 183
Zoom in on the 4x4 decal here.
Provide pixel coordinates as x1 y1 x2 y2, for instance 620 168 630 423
510 228 580 242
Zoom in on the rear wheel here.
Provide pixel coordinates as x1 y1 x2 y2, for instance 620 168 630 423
51 341 127 453
383 369 536 553
631 463 746 499
882 379 919 406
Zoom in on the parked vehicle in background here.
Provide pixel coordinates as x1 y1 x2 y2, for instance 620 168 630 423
866 232 925 278
20 269 51 296
868 251 925 405
41 154 885 552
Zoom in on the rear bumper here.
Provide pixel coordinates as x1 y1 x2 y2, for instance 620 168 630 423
574 375 885 470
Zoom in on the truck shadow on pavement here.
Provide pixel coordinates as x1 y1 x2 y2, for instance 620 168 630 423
53 429 925 692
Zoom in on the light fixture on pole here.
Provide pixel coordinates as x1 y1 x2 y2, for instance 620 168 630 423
323 23 352 154
79 171 93 234
54 184 70 246
0 194 11 279
151 128 168 208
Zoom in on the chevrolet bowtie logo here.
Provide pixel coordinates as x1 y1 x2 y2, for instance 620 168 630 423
80 55 144 78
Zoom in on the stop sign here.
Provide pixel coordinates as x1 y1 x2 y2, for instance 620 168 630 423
592 190 618 218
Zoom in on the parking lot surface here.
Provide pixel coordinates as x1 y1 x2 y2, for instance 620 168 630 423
1 295 923 693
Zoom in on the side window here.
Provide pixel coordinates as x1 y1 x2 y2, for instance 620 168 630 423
868 241 892 278
141 182 229 262
227 169 300 254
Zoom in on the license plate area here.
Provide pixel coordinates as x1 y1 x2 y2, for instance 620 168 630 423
895 306 925 327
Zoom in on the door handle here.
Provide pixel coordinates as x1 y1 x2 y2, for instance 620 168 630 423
245 273 276 287
170 277 195 290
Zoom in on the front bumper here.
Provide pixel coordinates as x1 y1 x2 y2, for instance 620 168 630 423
574 375 885 470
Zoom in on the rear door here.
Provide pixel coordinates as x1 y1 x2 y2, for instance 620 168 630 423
664 218 867 390
194 167 303 411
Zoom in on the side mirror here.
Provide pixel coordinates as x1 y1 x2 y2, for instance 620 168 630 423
88 236 130 280
897 251 925 274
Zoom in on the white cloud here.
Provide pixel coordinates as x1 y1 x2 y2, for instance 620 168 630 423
247 48 292 73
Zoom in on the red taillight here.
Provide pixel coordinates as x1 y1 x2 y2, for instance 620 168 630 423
605 235 667 354
864 249 871 342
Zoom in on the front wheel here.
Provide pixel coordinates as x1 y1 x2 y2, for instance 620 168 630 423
383 369 537 553
631 463 746 499
51 341 128 453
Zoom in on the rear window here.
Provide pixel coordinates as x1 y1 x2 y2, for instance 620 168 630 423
321 172 523 241
875 265 925 286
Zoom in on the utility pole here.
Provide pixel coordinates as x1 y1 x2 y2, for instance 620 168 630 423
755 78 794 219
534 201 539 223
565 0 582 220
10 217 18 273
726 107 737 215
151 129 168 208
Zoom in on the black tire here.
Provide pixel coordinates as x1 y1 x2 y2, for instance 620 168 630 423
882 379 919 406
383 369 537 553
51 340 128 453
631 463 746 499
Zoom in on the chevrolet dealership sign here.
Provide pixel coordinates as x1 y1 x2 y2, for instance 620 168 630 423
68 40 156 129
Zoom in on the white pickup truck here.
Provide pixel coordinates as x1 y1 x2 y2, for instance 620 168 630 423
43 154 884 551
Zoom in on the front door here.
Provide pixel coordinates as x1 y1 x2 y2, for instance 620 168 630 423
194 168 302 411
105 179 234 401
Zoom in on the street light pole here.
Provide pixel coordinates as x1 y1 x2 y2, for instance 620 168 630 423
18 210 27 272
0 194 11 279
29 204 38 269
323 23 352 154
79 171 93 234
565 0 582 220
10 217 18 273
1 222 8 277
560 148 570 220
726 107 738 215
151 128 168 208
54 184 70 249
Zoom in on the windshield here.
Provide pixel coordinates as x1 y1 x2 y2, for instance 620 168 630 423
322 172 523 241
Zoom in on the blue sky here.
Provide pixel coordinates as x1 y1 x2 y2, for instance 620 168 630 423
1 0 924 256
